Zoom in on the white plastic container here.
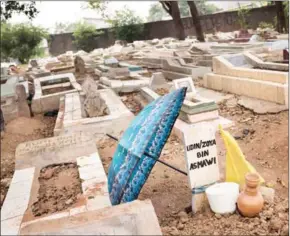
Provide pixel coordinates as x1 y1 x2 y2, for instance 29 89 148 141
205 182 239 214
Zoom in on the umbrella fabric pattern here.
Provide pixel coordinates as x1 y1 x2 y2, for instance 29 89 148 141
108 88 187 205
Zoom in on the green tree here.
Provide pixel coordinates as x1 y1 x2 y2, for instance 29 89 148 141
147 3 169 21
108 7 144 42
73 22 102 52
160 1 186 40
148 0 222 21
87 0 108 18
1 22 48 63
0 1 38 21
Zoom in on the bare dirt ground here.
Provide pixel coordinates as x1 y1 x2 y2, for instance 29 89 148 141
0 115 56 207
31 163 82 217
97 98 289 235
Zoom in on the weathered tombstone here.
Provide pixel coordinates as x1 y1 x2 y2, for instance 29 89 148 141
82 78 109 117
108 68 130 79
15 84 31 118
30 59 38 68
149 72 167 89
182 122 220 213
173 77 196 95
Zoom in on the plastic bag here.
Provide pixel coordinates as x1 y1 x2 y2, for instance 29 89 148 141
219 125 264 186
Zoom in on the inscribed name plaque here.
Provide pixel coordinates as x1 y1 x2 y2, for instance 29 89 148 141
173 77 196 94
182 122 220 189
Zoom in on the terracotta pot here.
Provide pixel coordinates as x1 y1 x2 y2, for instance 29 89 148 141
237 173 264 217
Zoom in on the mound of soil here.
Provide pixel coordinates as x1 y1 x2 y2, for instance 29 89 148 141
32 163 82 217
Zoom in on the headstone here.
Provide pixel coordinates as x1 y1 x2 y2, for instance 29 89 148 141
149 72 167 89
30 59 38 68
108 68 130 79
82 78 109 117
173 77 196 94
104 57 119 67
15 84 30 118
1 66 9 76
182 122 220 213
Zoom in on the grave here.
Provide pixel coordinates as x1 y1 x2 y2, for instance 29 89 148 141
210 42 264 54
183 122 220 213
32 73 82 114
100 73 150 93
74 55 99 74
162 58 212 80
119 62 142 72
203 53 289 105
54 89 134 140
1 133 162 235
1 76 30 122
139 77 233 141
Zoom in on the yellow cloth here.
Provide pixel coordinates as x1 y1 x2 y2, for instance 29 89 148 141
219 125 264 185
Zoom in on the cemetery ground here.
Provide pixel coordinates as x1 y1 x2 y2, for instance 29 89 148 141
0 93 288 235
98 98 288 235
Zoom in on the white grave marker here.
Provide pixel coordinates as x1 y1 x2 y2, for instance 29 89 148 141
173 77 196 94
149 72 167 89
182 122 220 189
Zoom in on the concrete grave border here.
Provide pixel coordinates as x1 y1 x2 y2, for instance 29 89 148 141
1 133 111 235
55 89 134 139
32 73 82 113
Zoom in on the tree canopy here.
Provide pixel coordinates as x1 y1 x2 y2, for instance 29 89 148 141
0 1 38 21
107 7 144 42
147 0 222 22
1 22 47 63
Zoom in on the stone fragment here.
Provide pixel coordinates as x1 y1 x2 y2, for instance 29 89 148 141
82 78 109 117
260 186 275 203
15 84 30 118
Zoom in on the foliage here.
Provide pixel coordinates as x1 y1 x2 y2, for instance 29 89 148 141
194 1 223 15
178 1 190 17
107 7 144 42
147 3 169 21
237 6 250 29
147 0 222 21
1 22 48 63
258 21 274 29
0 1 38 21
87 0 108 18
54 22 78 34
283 1 289 18
73 22 103 52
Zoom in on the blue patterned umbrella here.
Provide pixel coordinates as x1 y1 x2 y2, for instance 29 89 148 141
108 87 187 205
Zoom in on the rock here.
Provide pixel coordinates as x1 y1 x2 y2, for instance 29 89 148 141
1 194 4 203
260 186 275 203
180 216 189 223
281 225 289 235
65 198 73 205
215 213 222 219
1 178 12 187
178 211 188 219
42 168 54 179
270 218 282 232
177 223 185 230
169 227 179 236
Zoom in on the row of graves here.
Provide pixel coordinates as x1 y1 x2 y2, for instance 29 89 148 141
1 35 288 234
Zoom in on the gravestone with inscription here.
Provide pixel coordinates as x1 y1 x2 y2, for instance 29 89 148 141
15 132 96 170
182 122 220 213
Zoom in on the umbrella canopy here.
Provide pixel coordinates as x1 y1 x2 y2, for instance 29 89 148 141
108 87 187 205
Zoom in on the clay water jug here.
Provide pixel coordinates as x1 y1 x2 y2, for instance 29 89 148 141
237 173 264 217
